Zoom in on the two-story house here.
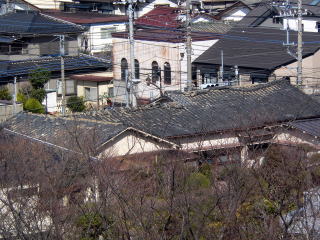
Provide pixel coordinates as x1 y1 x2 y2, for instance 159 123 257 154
0 11 111 113
112 6 233 105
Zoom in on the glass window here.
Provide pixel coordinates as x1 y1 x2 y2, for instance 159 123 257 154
101 27 116 39
152 61 159 83
121 58 128 81
164 62 171 85
134 59 140 79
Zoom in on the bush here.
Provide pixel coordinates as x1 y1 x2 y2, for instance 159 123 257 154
24 98 45 114
67 96 86 112
0 87 12 101
186 172 210 189
17 92 27 106
30 88 46 103
28 69 50 89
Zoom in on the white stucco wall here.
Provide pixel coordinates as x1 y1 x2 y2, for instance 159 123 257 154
221 8 250 22
283 18 318 32
81 23 127 54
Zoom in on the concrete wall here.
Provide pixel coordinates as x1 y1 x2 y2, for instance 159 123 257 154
112 37 217 104
81 23 127 54
112 37 181 103
0 103 23 122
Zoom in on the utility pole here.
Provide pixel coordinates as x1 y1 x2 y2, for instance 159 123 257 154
273 0 305 86
297 0 303 85
128 0 135 107
59 35 66 115
220 50 224 83
186 0 192 91
13 76 17 114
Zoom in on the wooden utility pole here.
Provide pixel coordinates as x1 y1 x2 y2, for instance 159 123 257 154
297 0 303 85
59 35 66 115
186 0 192 91
13 76 17 114
128 0 135 107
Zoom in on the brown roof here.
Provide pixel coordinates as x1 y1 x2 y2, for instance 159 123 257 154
43 11 128 24
112 28 219 43
70 74 113 82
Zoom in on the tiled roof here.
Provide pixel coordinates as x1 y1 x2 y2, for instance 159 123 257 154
84 80 320 139
0 54 111 78
135 6 182 28
289 118 320 137
43 11 128 24
0 12 85 35
194 27 320 70
191 21 234 33
3 113 126 152
4 81 320 149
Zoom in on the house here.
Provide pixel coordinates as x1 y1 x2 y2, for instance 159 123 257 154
18 0 73 10
44 11 128 55
213 1 251 22
0 0 40 15
193 26 320 93
71 71 114 107
66 0 179 17
112 6 233 105
0 11 111 113
3 80 320 165
238 1 320 32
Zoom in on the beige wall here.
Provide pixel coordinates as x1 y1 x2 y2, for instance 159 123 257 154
99 131 174 158
77 81 113 107
273 49 320 94
112 37 182 103
0 103 23 122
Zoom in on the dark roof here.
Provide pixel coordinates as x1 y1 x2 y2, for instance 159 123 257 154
3 113 127 152
191 21 234 33
43 11 128 24
289 118 320 137
112 28 219 43
0 12 85 36
135 6 181 29
4 80 320 147
194 27 320 70
0 54 110 78
85 80 320 139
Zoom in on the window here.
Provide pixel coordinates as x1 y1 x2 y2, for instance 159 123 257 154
152 61 159 83
108 87 114 98
121 58 128 81
272 17 281 24
134 59 140 79
58 80 76 95
100 27 116 39
164 62 171 85
84 87 97 101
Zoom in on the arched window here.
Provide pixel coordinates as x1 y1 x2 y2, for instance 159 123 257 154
152 61 159 83
164 62 171 85
134 59 140 79
121 58 128 81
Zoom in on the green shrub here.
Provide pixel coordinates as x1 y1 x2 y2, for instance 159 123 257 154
0 87 12 101
199 163 212 179
67 96 86 112
30 88 46 103
186 172 210 189
17 92 27 107
24 98 45 114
